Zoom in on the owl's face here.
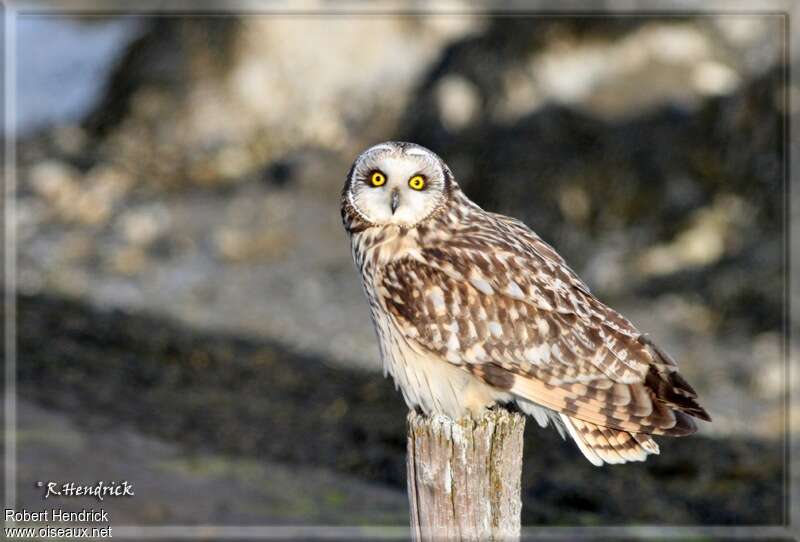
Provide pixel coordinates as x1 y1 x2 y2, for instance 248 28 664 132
344 142 450 227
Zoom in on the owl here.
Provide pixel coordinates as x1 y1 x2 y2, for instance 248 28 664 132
341 141 710 466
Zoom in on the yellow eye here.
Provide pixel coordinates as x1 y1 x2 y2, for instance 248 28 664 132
408 175 426 191
370 171 386 187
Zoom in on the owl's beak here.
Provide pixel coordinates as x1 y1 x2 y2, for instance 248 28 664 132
390 190 400 214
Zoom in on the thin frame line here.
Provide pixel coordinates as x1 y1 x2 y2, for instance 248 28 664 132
106 524 800 539
4 0 17 514
786 6 798 533
10 10 798 17
781 12 792 528
8 0 799 16
3 2 795 540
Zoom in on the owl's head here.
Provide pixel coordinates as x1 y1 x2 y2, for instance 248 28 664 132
343 141 453 227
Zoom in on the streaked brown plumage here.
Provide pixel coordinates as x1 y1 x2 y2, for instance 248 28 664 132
341 141 710 466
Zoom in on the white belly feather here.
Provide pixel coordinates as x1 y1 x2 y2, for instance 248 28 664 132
376 309 510 419
354 225 510 419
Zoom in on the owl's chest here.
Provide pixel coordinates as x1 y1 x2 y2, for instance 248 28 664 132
356 260 481 418
349 226 507 418
350 226 423 346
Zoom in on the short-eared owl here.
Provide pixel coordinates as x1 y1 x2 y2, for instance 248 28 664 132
341 141 710 466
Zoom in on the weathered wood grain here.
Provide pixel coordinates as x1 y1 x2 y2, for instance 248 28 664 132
406 409 526 541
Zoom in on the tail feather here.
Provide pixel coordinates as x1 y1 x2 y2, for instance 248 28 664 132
560 414 659 466
515 398 662 466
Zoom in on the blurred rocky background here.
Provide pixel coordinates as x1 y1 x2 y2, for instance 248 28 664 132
10 6 793 532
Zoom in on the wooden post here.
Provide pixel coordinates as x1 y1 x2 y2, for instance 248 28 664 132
406 408 526 541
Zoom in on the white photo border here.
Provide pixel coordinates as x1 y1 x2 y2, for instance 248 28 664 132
3 1 796 540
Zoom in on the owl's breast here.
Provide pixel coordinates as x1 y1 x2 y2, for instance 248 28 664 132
349 226 418 364
349 225 507 419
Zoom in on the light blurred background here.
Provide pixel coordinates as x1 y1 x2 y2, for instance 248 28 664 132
10 6 792 530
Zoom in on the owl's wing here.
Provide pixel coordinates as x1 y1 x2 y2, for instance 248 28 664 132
378 220 709 437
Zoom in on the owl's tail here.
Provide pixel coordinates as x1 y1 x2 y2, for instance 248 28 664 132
515 399 658 466
516 399 659 467
559 414 659 466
